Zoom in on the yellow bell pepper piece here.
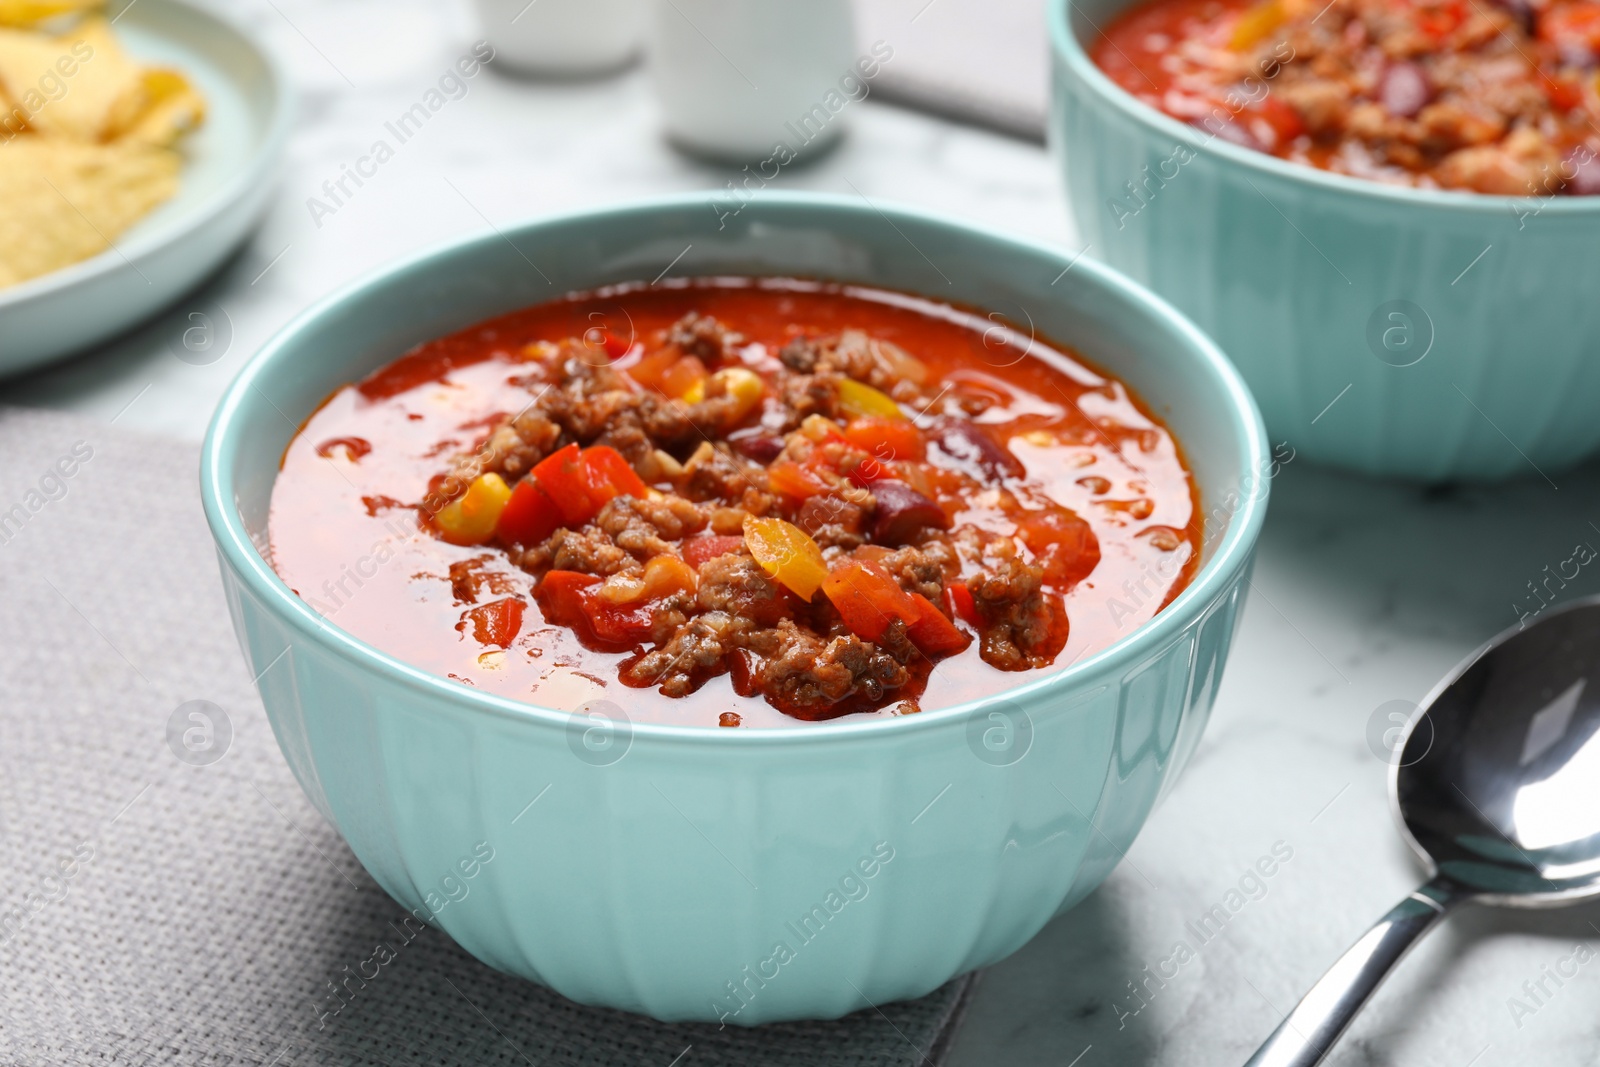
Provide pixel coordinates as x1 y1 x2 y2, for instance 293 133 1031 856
743 516 827 601
837 378 904 421
1230 0 1283 50
435 473 512 546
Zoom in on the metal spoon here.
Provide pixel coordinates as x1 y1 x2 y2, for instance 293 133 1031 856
1244 596 1600 1067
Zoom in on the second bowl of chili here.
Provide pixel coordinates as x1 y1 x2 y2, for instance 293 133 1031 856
1052 0 1600 481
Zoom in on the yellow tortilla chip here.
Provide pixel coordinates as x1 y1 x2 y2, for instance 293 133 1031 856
0 135 178 287
0 0 100 28
0 17 144 142
117 65 203 146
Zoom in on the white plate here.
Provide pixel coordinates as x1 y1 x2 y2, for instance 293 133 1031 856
0 0 292 377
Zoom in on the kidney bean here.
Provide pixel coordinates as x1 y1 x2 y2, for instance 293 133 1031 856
930 418 1023 479
1565 147 1600 195
867 480 949 545
1379 61 1432 119
729 429 785 463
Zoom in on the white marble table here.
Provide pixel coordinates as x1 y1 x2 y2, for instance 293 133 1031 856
6 2 1598 1064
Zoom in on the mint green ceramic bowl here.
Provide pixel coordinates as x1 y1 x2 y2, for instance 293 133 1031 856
201 193 1267 1024
1051 0 1600 482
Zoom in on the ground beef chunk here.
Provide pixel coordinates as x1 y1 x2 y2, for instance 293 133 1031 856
667 313 743 363
442 410 562 493
681 442 763 501
533 526 637 578
778 337 820 373
695 552 796 626
744 620 909 710
776 373 841 427
968 551 1069 671
594 495 707 559
795 493 868 552
779 331 928 403
622 611 749 696
870 543 956 603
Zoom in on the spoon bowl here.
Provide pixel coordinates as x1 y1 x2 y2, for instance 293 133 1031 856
1397 597 1600 905
1246 596 1600 1067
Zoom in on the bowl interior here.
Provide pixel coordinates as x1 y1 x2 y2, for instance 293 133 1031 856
214 193 1266 713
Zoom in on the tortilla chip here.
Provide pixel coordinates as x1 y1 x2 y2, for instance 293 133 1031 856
0 135 177 287
0 17 144 141
0 0 100 28
117 65 203 146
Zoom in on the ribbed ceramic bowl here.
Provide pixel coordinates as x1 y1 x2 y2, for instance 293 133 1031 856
1051 0 1600 482
200 193 1268 1024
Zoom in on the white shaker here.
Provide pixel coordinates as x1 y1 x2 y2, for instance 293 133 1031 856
650 0 863 162
473 0 650 77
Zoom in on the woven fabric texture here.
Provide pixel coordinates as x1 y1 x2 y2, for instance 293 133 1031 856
0 407 973 1067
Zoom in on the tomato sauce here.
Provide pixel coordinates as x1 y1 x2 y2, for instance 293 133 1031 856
268 279 1201 728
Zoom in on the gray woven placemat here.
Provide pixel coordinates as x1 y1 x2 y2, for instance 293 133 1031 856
0 406 975 1066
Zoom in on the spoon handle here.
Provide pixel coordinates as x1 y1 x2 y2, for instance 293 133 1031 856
1242 875 1463 1067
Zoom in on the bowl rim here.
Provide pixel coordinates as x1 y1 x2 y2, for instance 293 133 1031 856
1048 0 1600 216
200 190 1269 746
0 0 296 310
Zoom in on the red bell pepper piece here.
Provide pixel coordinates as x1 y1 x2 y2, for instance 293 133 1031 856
582 445 648 502
822 560 922 644
906 593 971 657
944 580 978 626
531 444 592 525
496 477 561 545
530 443 647 528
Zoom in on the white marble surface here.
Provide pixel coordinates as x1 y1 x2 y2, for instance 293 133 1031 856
6 2 1599 1065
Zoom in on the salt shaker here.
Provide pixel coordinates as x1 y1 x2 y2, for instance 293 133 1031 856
473 0 650 77
650 0 862 162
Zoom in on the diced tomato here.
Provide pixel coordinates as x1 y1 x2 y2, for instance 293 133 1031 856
683 534 747 570
1250 96 1304 147
822 560 921 644
1016 506 1102 589
1544 74 1584 112
460 597 525 647
601 330 632 359
1415 0 1465 39
660 355 708 399
768 460 831 500
843 417 925 462
1540 1 1600 49
944 580 978 626
535 569 596 624
535 570 652 651
622 349 678 390
530 444 592 524
906 593 971 656
582 445 648 502
588 600 656 647
496 478 560 545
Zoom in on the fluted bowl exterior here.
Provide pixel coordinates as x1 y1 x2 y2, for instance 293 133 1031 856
201 193 1268 1023
1051 0 1600 482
